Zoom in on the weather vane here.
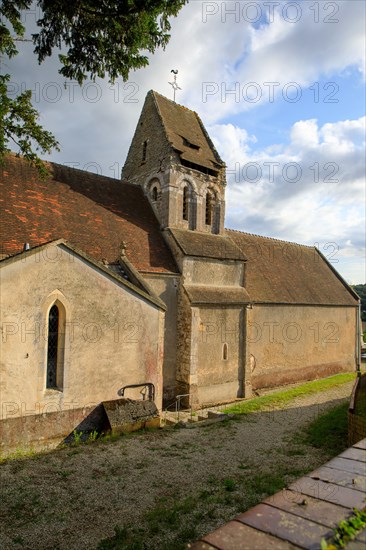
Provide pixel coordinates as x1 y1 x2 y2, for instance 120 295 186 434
168 69 181 102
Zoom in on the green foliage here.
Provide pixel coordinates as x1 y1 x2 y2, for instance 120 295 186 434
34 0 188 85
224 373 356 415
1 1 59 173
333 508 366 547
351 284 366 320
88 429 99 442
1 0 187 171
321 508 366 549
302 401 349 455
223 478 236 492
72 429 83 446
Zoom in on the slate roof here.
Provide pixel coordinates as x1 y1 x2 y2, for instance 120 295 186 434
227 230 359 306
152 91 224 173
167 228 246 261
0 155 178 273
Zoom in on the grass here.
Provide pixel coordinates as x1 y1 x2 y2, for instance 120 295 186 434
224 373 355 415
97 457 312 550
302 400 349 455
2 373 355 550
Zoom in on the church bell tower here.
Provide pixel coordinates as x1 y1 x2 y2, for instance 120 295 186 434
122 90 227 235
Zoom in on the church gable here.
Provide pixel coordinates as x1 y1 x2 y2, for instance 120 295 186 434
0 240 165 413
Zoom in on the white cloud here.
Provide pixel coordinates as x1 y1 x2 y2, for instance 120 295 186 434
5 0 365 281
209 115 365 282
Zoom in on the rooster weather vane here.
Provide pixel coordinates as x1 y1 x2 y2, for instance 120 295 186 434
169 69 181 102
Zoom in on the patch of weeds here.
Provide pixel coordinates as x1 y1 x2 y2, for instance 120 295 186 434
12 535 24 546
0 447 39 463
134 460 149 470
250 472 286 497
223 478 236 492
97 526 144 550
238 461 251 470
57 469 72 479
100 432 121 444
302 401 349 456
88 430 99 443
160 525 198 550
67 449 81 457
72 430 83 446
321 508 366 549
145 495 196 535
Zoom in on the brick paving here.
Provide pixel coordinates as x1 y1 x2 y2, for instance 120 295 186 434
190 439 366 550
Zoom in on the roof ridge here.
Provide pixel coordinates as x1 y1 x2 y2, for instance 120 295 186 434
4 153 141 188
151 89 196 114
225 227 314 249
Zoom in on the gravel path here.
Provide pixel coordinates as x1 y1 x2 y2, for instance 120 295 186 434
0 380 354 550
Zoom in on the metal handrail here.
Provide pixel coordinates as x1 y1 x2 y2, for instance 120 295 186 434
117 383 155 401
175 393 192 421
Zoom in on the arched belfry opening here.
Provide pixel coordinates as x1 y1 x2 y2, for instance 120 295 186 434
182 183 196 230
205 188 221 234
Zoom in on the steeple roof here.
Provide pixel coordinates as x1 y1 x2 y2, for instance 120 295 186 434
151 91 224 174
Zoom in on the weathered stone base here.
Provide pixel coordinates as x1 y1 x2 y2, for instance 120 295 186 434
196 381 243 408
0 399 160 458
252 362 353 390
0 404 106 457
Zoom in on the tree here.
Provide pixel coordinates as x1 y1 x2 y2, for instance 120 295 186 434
1 0 188 173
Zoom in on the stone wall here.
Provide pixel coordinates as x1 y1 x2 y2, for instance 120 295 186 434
143 273 180 404
195 306 245 405
0 244 164 434
247 304 357 388
183 257 244 287
176 285 194 401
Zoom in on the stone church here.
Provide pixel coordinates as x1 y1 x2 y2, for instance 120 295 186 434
0 90 360 452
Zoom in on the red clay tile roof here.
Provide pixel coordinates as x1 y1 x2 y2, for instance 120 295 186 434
0 155 178 273
152 91 224 172
227 229 358 306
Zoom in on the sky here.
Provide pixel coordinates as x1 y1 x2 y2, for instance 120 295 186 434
5 0 366 283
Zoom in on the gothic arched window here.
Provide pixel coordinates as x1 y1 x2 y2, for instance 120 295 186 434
152 186 158 202
46 304 59 388
46 302 65 390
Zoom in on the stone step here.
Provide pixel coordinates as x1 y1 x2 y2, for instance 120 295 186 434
207 410 226 419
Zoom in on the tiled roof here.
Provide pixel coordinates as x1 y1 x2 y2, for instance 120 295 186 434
0 155 178 273
167 228 246 261
184 285 251 305
152 91 224 172
227 230 358 306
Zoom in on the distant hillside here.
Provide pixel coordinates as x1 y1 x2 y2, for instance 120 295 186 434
352 284 366 321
